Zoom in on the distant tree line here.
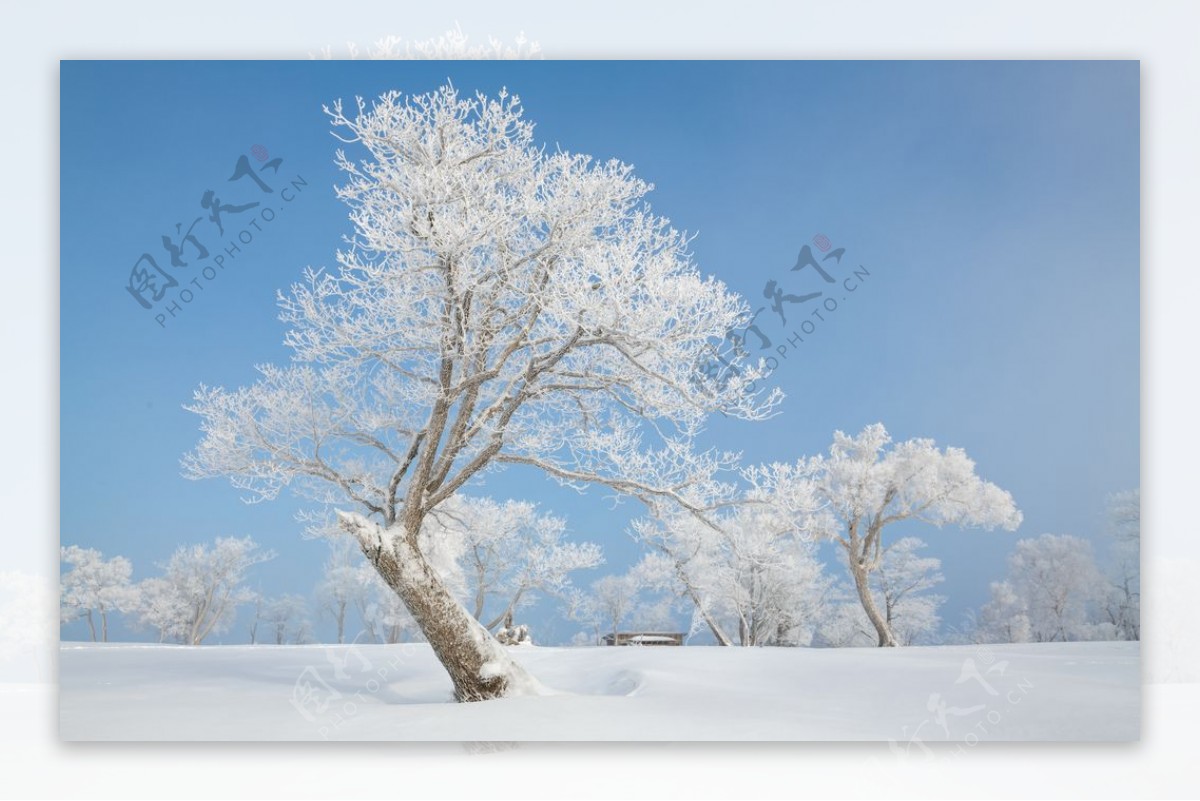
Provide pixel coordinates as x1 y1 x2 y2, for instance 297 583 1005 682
61 452 1137 649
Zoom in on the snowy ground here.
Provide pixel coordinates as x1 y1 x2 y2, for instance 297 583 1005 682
59 641 1138 741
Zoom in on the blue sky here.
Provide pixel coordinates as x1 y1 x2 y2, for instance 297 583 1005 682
60 60 1138 644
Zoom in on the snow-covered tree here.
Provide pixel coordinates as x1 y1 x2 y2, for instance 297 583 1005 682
248 596 264 644
818 538 944 647
976 580 1032 644
311 512 463 644
323 494 600 643
872 537 945 646
633 499 832 647
134 537 273 645
134 577 187 643
584 573 640 645
429 495 602 631
316 540 367 644
564 587 604 646
817 600 876 647
261 594 311 645
749 423 1021 646
59 546 139 642
979 533 1103 643
183 85 777 700
630 529 737 646
1102 489 1140 641
626 593 683 633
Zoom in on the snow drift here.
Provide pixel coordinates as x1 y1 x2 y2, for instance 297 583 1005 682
59 641 1138 742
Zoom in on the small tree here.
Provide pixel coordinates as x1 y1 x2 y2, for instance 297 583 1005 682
750 423 1021 647
432 495 602 631
564 587 605 646
183 85 775 700
135 537 273 645
873 537 945 646
316 541 367 645
634 500 832 647
1102 489 1140 641
817 539 944 647
60 545 139 642
134 577 189 643
587 573 640 645
248 596 264 644
262 594 311 645
630 528 737 646
981 534 1103 643
976 580 1032 644
818 601 876 648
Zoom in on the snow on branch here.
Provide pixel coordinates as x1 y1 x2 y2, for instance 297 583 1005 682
184 84 780 530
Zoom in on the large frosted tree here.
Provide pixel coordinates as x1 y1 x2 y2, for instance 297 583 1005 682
750 423 1022 647
183 85 775 701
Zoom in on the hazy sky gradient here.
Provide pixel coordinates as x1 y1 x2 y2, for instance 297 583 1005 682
60 60 1138 644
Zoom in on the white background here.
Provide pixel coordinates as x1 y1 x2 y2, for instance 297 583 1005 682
7 1 1197 797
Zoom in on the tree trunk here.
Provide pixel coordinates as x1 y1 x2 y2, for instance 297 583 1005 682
85 609 97 642
100 608 109 643
849 558 897 647
341 512 541 702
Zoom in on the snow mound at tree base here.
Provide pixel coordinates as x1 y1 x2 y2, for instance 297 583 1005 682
58 640 1138 741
